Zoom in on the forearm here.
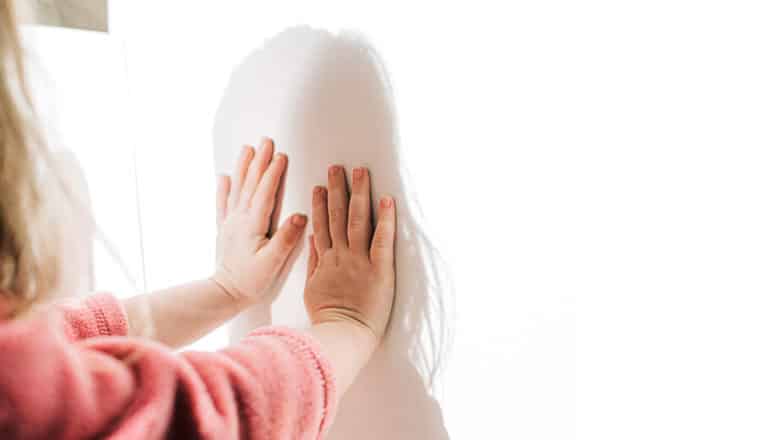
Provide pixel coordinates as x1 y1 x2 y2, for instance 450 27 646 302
122 278 254 348
308 321 378 395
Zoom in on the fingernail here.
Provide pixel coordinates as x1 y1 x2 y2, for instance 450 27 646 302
262 137 272 146
314 186 326 197
276 153 287 164
292 214 307 227
329 165 342 176
242 145 254 156
352 167 364 181
380 196 393 208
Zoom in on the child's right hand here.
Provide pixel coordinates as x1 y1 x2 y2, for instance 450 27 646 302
304 165 396 344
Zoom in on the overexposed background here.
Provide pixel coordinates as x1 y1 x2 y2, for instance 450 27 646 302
24 0 770 438
116 2 576 438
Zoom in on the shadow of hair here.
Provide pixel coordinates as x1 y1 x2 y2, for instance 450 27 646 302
283 27 454 387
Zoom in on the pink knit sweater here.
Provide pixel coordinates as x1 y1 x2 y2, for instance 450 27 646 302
0 293 337 439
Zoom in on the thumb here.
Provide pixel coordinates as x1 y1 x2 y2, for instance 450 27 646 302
263 214 307 268
369 196 396 268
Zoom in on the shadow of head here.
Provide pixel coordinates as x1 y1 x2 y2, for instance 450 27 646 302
214 27 454 439
216 26 453 385
283 27 453 385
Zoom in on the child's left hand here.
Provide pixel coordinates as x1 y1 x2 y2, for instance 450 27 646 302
212 138 307 306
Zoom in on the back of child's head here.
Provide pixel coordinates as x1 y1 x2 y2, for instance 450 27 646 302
0 0 62 317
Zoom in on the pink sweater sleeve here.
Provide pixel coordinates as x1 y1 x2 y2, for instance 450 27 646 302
0 305 337 439
55 293 129 340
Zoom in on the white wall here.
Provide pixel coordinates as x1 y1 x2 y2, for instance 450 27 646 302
22 27 144 296
112 2 575 438
32 0 770 438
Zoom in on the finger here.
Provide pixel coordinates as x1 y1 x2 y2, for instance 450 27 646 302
347 167 372 254
370 196 396 268
262 214 307 269
228 145 255 209
312 186 331 251
251 153 287 235
239 138 274 210
268 160 288 237
327 165 349 248
216 175 231 227
307 235 319 281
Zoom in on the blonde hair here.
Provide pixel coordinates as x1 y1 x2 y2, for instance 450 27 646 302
0 0 62 315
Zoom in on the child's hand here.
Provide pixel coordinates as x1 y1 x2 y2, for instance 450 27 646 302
213 139 307 305
304 166 396 343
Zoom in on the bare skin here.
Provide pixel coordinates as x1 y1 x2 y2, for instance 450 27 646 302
122 159 397 396
123 138 307 347
306 166 396 340
306 166 397 392
12 138 396 398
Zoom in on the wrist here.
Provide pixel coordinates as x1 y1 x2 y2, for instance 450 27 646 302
312 308 383 345
208 275 263 311
308 320 378 394
312 316 379 356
